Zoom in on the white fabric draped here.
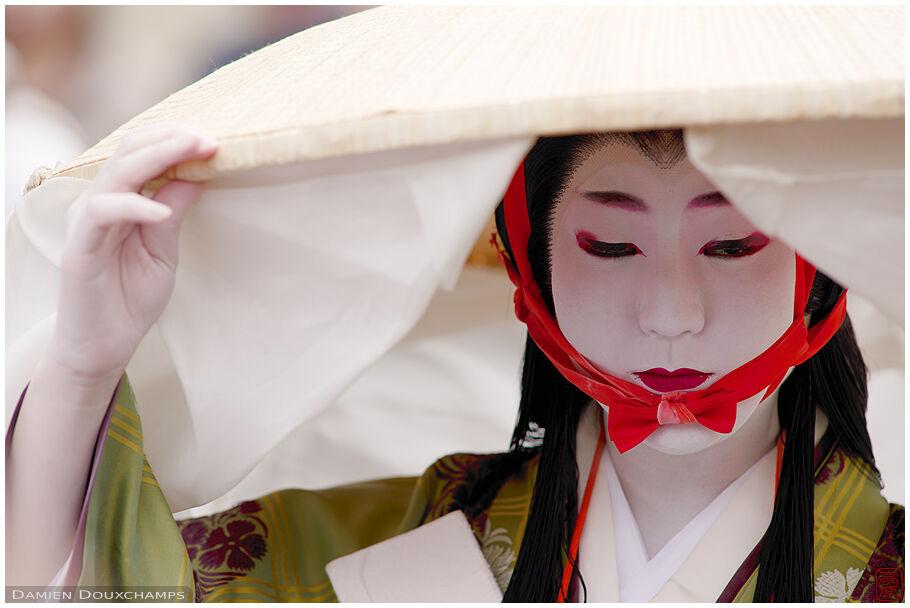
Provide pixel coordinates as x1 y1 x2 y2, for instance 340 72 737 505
6 138 534 510
6 119 903 511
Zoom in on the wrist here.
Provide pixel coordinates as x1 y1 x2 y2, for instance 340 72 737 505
32 352 125 411
43 330 131 386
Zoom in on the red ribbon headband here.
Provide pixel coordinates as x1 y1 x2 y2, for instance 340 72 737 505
494 161 847 452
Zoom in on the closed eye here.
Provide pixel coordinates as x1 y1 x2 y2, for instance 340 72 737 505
699 232 770 258
576 231 644 258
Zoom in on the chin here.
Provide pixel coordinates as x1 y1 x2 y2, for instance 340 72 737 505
640 424 728 455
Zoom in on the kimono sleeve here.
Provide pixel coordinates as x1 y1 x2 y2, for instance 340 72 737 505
16 374 437 602
56 375 196 600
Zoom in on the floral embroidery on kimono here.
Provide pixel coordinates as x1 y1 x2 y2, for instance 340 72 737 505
178 501 269 601
814 567 863 602
478 519 517 592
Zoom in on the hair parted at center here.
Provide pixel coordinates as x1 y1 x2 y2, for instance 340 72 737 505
469 131 879 603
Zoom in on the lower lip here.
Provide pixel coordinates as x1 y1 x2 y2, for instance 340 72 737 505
634 370 712 392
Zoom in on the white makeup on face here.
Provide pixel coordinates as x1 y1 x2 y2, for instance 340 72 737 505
550 142 796 455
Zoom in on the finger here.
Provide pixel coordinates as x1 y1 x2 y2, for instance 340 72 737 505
139 180 205 260
67 192 173 255
95 134 217 194
151 180 203 225
113 123 214 157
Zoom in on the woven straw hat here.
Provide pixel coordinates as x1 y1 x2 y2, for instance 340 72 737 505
52 5 903 183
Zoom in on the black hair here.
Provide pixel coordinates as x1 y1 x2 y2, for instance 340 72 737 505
485 132 879 602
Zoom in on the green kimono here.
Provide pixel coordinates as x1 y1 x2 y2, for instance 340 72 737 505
15 377 903 602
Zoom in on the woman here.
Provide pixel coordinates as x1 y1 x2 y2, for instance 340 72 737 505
7 125 900 602
488 133 897 602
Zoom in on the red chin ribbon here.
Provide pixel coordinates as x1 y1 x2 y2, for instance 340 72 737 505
494 161 848 453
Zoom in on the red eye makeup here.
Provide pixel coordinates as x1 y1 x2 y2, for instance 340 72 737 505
699 232 770 258
576 231 644 258
575 231 770 259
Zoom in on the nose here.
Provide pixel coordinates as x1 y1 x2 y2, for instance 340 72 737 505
637 255 705 338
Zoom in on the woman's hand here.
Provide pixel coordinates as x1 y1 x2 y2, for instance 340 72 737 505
6 125 217 586
48 124 218 387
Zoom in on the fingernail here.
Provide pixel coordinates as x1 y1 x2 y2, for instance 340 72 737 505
199 136 219 151
151 203 173 219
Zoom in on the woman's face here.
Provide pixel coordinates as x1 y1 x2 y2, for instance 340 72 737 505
550 141 796 454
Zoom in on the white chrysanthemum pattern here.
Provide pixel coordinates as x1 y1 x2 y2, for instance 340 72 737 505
479 520 517 592
814 567 863 602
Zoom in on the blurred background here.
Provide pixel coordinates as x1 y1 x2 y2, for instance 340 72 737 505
6 5 370 216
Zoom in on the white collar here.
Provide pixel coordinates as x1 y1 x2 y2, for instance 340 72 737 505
602 439 770 602
575 403 778 602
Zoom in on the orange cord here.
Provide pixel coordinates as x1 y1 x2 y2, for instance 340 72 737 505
557 418 606 602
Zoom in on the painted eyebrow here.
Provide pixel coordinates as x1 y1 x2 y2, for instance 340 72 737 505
580 189 730 212
687 191 730 208
580 190 647 213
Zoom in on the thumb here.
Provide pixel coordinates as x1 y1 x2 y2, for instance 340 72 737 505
140 180 205 260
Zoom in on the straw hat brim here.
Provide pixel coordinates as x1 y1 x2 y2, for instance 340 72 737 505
55 5 903 182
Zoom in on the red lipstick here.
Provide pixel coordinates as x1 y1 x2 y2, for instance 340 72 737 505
634 368 712 392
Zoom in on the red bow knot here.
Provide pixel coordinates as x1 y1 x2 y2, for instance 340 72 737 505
656 394 698 425
606 388 739 452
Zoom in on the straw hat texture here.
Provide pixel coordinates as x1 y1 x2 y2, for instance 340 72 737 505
51 5 903 184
